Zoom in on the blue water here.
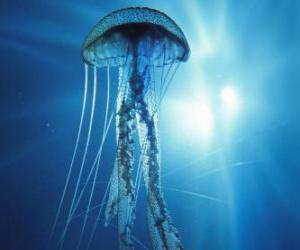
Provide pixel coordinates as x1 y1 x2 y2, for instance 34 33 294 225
1 0 299 249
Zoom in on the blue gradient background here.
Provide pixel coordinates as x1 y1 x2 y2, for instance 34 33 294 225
0 0 299 249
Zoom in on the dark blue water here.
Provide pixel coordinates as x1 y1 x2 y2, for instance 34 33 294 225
1 0 299 249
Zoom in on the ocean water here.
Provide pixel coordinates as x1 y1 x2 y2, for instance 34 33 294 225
1 0 299 250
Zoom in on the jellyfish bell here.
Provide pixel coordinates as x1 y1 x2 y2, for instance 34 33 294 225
82 7 190 67
51 7 190 250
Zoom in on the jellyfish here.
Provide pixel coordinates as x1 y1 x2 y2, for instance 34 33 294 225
50 7 190 250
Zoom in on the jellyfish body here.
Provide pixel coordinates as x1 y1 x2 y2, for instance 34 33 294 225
50 7 190 250
82 7 190 250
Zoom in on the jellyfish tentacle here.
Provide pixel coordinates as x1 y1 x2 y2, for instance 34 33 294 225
77 64 112 249
68 66 97 218
116 96 136 249
68 109 114 221
86 178 112 250
105 66 125 226
48 64 89 249
105 51 131 227
160 62 180 105
133 62 184 250
104 66 110 130
59 66 98 248
110 62 137 249
134 135 147 204
137 98 183 250
105 158 119 225
105 55 183 250
116 96 136 248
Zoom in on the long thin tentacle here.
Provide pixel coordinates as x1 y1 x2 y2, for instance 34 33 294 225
65 99 115 232
160 62 181 104
60 66 97 247
159 61 173 101
104 66 110 130
76 64 112 250
48 64 89 249
159 45 166 99
86 177 111 250
79 64 111 249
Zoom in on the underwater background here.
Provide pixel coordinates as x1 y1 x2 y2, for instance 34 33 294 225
0 0 299 249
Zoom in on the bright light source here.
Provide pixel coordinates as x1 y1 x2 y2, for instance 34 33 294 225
188 103 214 137
220 86 239 113
167 100 214 139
